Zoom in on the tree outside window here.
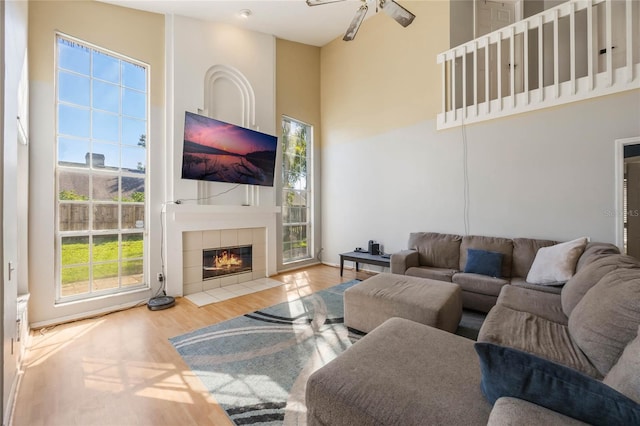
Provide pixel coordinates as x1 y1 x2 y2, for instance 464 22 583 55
282 117 312 264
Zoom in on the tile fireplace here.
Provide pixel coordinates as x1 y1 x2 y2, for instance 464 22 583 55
181 226 267 295
164 204 280 297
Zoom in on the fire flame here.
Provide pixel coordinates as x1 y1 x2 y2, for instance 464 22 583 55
214 250 243 269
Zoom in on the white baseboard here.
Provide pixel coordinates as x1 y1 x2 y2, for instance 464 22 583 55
30 298 150 329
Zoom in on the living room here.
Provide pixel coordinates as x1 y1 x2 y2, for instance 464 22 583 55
2 0 640 424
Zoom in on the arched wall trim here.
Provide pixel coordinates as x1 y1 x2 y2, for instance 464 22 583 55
203 64 256 128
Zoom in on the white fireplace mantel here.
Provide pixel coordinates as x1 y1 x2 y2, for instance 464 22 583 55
163 203 281 296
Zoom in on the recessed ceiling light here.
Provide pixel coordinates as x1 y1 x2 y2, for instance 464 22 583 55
239 9 252 19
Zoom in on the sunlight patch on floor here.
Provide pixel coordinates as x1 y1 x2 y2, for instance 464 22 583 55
81 357 204 404
25 320 105 368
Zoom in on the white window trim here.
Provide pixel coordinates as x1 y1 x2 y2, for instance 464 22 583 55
54 32 151 303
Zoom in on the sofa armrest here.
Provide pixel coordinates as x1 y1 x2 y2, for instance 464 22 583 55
390 250 419 275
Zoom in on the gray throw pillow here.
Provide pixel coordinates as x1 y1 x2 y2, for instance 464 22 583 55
568 269 640 376
603 325 640 404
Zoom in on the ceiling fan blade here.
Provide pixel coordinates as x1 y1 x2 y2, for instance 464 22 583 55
343 4 368 41
306 0 346 6
380 0 415 27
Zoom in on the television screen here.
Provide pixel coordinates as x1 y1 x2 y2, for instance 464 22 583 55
181 111 278 187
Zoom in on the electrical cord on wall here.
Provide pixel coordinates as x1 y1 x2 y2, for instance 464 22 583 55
155 183 243 297
173 184 241 204
154 204 169 299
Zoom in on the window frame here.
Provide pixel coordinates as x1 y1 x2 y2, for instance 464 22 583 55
54 33 150 303
281 115 314 265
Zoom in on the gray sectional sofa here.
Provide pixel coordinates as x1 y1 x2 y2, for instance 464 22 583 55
306 245 640 425
390 232 619 312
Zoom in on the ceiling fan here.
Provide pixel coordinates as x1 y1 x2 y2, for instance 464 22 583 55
306 0 416 41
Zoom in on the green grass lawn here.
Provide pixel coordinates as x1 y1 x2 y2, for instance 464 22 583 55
61 235 143 284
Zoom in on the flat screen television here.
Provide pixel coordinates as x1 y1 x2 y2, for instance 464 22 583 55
181 111 278 187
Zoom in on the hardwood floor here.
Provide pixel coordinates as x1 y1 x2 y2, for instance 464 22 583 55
11 264 375 426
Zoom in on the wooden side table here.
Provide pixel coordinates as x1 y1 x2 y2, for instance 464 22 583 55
339 251 391 276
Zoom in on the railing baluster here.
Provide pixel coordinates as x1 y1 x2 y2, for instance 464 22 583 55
497 33 503 110
462 46 467 119
524 20 529 105
570 2 576 94
587 0 594 91
485 36 490 114
539 15 544 102
606 0 613 86
452 51 457 122
626 0 633 82
510 26 515 107
554 9 560 98
439 54 446 119
473 41 478 116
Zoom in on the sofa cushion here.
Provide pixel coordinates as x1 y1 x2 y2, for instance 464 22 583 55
464 249 503 278
510 278 563 294
497 285 567 325
475 343 640 426
575 242 621 272
603 325 640 404
561 254 640 317
407 232 462 270
405 266 456 282
569 268 640 376
453 273 509 297
478 304 600 378
526 237 588 285
487 397 589 426
460 235 514 279
511 238 557 279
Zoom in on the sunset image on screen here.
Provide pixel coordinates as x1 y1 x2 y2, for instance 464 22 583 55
181 112 278 186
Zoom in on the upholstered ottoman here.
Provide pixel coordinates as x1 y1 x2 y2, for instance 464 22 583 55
344 273 462 333
306 317 491 425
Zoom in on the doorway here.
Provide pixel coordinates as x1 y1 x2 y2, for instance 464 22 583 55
475 0 524 101
615 137 640 258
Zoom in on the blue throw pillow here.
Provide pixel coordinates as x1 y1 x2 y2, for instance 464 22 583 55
474 342 640 426
464 249 503 278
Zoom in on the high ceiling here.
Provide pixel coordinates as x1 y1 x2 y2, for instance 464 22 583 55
100 0 376 47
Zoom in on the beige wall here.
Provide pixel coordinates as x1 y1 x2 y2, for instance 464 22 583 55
276 39 321 130
275 39 322 268
320 1 449 147
30 0 164 107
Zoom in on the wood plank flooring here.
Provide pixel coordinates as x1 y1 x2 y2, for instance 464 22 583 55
11 265 375 426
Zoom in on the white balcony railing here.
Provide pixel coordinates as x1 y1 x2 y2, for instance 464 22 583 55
437 0 640 129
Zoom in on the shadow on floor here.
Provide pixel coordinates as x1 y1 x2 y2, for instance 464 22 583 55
455 309 487 341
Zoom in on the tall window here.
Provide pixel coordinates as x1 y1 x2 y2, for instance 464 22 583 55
56 35 148 302
281 117 313 264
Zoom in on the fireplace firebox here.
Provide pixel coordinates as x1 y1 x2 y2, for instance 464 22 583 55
203 245 253 280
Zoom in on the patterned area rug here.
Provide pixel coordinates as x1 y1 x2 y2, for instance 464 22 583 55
169 280 363 425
